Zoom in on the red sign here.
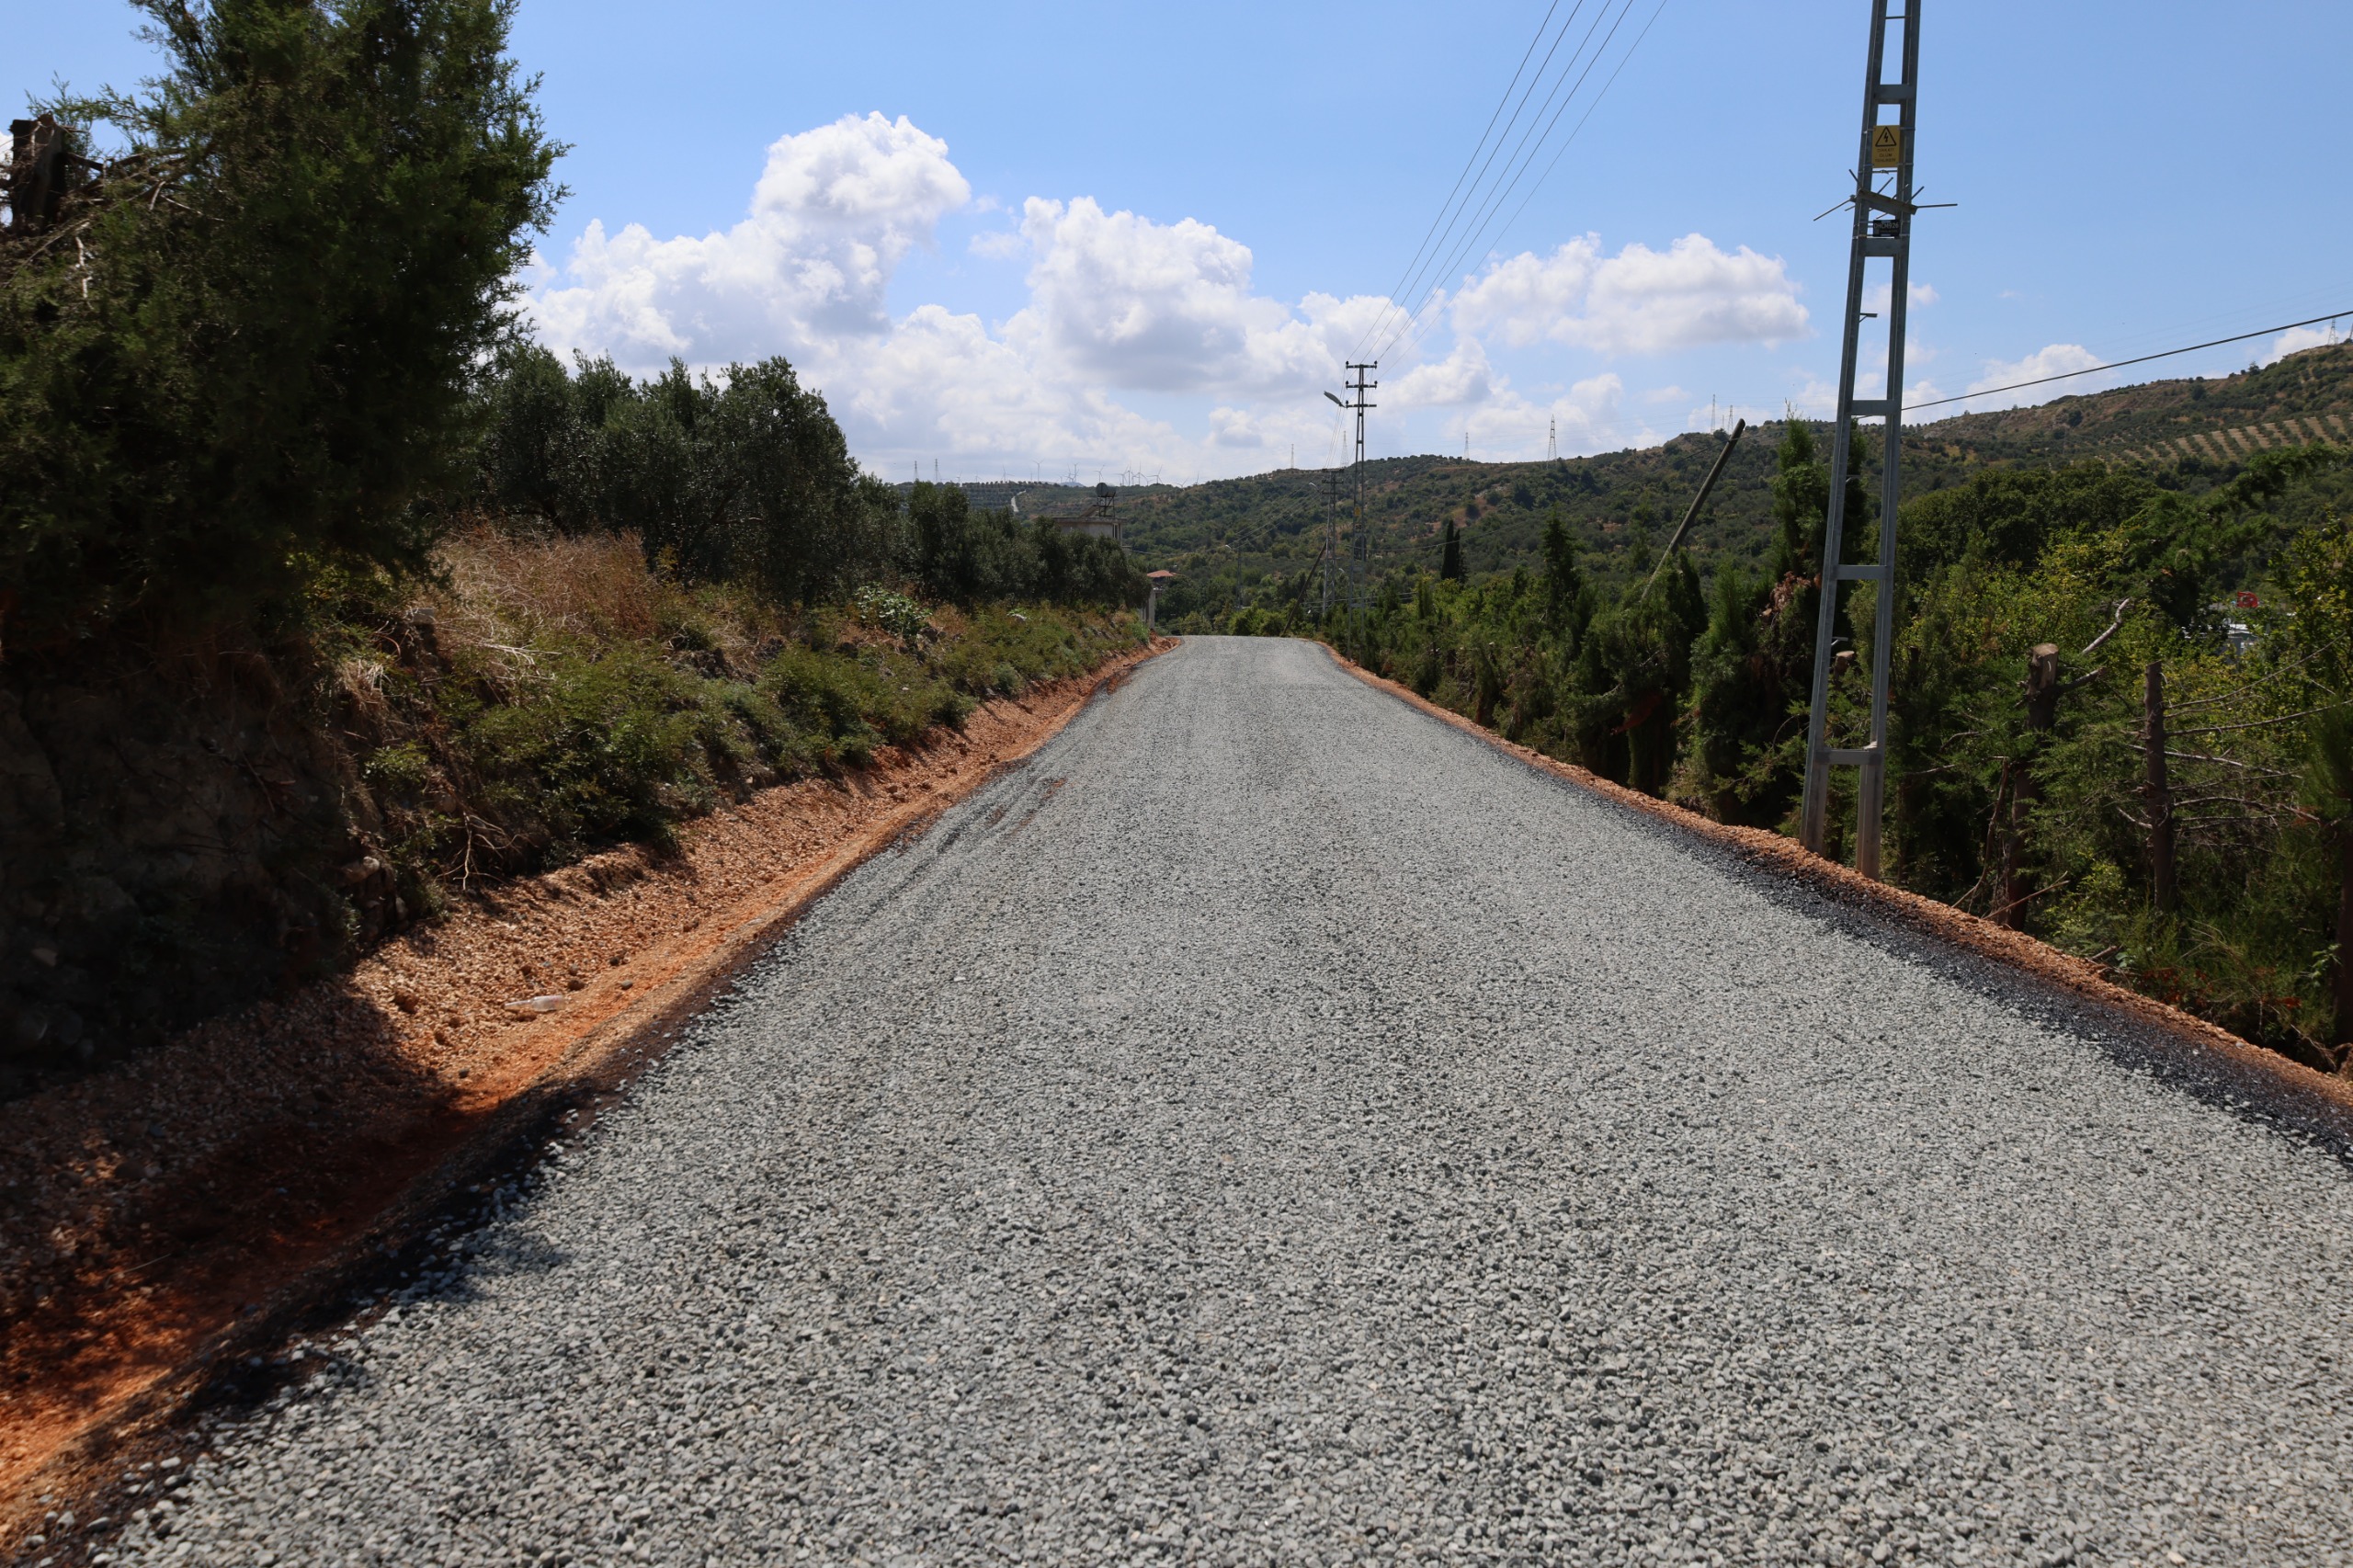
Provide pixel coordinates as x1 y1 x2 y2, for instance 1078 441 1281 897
2234 591 2260 610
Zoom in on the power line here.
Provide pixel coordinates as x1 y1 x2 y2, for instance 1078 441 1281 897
1379 0 1666 366
1355 0 1568 359
1386 0 1647 363
1361 2 1607 360
1910 311 2353 410
1370 0 1625 362
1484 0 1672 267
1383 0 1636 358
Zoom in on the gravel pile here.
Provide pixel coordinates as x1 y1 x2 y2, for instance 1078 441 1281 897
70 637 2353 1566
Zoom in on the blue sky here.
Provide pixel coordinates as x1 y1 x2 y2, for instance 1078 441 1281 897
18 2 2353 482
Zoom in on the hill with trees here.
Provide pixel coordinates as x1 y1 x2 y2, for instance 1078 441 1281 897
1182 351 2353 1071
1127 342 2353 625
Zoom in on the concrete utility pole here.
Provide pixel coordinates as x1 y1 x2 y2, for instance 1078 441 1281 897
1325 363 1378 611
1648 419 1747 591
1798 0 1923 880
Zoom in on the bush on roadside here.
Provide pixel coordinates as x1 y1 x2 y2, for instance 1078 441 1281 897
331 527 1139 895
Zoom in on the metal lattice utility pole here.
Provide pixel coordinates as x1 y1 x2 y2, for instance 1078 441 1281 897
1798 0 1922 880
1319 468 1346 618
1325 361 1379 610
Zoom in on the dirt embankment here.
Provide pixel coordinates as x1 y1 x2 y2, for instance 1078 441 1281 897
0 639 1167 1540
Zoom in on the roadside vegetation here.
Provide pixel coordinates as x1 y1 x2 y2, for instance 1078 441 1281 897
326 528 1133 926
1226 414 2353 1069
0 0 1144 1081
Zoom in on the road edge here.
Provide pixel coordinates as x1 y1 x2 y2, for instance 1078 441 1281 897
1 636 1176 1553
1313 638 2353 1119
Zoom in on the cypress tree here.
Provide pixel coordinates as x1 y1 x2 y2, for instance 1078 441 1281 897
1440 517 1464 582
1 0 563 635
1540 507 1582 631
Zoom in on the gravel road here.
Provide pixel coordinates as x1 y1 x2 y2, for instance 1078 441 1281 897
71 636 2353 1567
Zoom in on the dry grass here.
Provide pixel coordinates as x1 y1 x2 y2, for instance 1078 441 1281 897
424 525 665 653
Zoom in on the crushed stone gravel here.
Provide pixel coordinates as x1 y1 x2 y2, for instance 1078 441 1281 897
79 636 2353 1567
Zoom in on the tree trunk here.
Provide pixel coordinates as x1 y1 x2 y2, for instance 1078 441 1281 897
2022 643 2062 731
2000 772 2036 928
2144 660 2177 915
1999 644 2063 928
2336 829 2353 1054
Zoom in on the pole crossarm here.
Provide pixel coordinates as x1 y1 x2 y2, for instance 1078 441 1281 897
1798 0 1922 881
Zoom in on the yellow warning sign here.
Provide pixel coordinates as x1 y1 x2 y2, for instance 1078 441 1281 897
1870 125 1904 168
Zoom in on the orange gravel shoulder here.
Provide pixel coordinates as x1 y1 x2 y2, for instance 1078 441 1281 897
0 640 1167 1537
1321 642 2353 1119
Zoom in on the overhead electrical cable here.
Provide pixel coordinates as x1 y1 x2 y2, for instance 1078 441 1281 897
1909 311 2353 410
1381 0 1643 363
1354 0 1566 359
1485 0 1672 268
1367 0 1617 362
1358 1 1603 358
1379 0 1660 366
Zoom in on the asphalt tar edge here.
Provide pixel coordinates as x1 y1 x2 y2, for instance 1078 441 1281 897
1317 639 2353 1160
1 638 1174 1560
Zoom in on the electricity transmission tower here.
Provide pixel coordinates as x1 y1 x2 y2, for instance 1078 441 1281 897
1325 363 1378 610
1318 468 1346 617
1798 0 1923 880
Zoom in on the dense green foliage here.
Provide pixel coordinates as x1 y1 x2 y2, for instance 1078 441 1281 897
478 344 897 604
1130 347 2353 620
325 529 1133 904
903 479 1144 609
1 0 560 637
475 345 1145 614
1287 418 2353 1065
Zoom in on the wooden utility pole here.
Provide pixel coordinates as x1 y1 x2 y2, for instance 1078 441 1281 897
1648 419 1747 590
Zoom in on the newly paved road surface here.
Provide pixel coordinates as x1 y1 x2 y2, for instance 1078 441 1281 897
87 638 2353 1566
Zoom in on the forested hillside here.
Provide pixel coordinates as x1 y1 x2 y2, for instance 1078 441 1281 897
1131 343 2353 623
1243 402 2353 1070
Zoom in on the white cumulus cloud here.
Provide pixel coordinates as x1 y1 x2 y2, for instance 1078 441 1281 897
1451 235 1809 356
1390 338 1495 410
1006 198 1342 394
1464 374 1630 460
2264 324 2346 365
1863 280 1939 313
1961 343 2106 409
531 112 970 369
526 113 1821 478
